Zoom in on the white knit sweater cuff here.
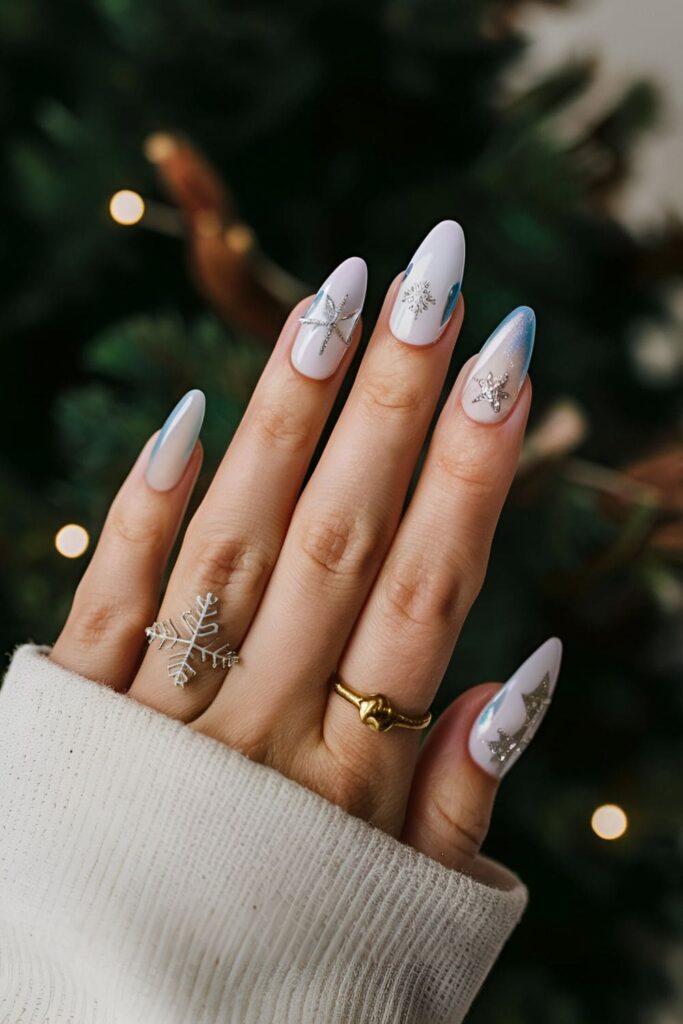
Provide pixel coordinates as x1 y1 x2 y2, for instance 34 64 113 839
0 645 528 1024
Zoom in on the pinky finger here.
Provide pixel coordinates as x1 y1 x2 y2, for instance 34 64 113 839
402 638 562 872
50 390 205 691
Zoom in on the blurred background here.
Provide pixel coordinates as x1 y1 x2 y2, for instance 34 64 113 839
1 0 682 1020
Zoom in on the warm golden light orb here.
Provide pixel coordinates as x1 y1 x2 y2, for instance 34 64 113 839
109 189 145 226
591 804 628 841
55 523 90 559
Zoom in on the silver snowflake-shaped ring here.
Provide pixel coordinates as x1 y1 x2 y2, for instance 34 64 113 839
145 592 239 687
299 292 359 356
401 280 436 320
472 371 510 414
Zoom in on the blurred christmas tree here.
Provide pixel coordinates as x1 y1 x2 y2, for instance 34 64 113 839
1 0 682 1020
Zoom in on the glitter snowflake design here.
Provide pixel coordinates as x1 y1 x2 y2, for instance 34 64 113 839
400 280 436 320
145 592 239 687
299 292 359 356
472 371 511 414
486 673 552 767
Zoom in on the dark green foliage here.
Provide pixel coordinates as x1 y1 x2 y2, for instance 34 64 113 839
0 1 681 1020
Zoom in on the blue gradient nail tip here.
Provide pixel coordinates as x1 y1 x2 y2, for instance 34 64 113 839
463 305 536 423
145 389 205 491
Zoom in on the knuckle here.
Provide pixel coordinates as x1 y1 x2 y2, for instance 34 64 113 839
298 509 381 583
107 502 167 552
382 556 462 629
427 795 491 864
67 587 154 650
253 395 312 453
435 443 493 500
185 523 274 599
357 371 425 421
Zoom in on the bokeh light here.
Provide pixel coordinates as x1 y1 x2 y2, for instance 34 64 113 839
109 189 145 226
55 523 90 559
591 804 628 841
143 132 178 163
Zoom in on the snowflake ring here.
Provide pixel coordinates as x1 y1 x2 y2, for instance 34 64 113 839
144 592 240 687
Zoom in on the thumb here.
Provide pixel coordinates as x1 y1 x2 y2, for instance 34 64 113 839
402 638 562 872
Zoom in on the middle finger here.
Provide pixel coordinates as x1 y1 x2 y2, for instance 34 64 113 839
198 220 467 744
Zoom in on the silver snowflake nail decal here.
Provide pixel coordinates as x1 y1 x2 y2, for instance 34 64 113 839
486 672 552 766
521 674 552 721
472 371 510 414
401 280 436 320
299 291 360 356
145 592 239 687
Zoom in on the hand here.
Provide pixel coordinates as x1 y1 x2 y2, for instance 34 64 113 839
50 222 561 877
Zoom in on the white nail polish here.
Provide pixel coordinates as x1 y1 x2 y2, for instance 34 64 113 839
468 637 563 779
291 257 367 380
462 306 535 424
389 220 465 346
145 389 205 492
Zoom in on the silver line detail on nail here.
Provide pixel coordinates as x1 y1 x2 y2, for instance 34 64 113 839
291 257 367 380
145 389 205 492
389 220 466 346
468 637 563 779
462 306 535 424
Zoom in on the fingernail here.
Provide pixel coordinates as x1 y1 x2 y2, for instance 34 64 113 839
468 637 562 779
389 220 466 346
291 257 367 380
462 306 535 423
145 389 205 492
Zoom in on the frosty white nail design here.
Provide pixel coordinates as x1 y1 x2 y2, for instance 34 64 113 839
468 637 562 779
291 257 367 380
389 220 466 346
145 389 205 492
463 306 535 424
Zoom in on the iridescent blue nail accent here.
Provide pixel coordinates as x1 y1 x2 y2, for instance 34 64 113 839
440 281 461 326
402 260 413 281
150 392 199 462
302 287 325 319
478 684 510 729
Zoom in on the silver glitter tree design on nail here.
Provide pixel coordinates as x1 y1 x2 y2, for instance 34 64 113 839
472 371 511 413
299 292 359 356
401 280 436 320
486 673 552 767
145 592 239 687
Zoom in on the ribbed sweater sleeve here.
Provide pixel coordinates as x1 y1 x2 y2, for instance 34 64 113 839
0 644 527 1023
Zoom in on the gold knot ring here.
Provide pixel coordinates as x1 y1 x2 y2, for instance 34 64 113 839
332 676 432 733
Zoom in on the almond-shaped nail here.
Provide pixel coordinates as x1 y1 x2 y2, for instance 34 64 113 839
389 220 466 346
469 637 563 779
463 305 535 423
145 389 205 492
291 257 367 380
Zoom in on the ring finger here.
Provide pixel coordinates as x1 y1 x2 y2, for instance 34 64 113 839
324 307 536 802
